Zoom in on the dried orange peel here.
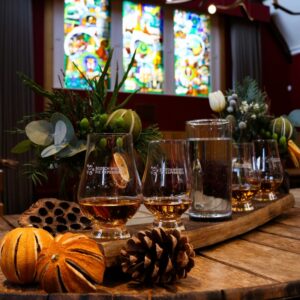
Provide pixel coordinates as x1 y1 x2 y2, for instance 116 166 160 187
111 152 130 188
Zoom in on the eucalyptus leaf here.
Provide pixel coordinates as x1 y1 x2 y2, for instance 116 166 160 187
25 120 54 146
54 120 67 145
288 109 300 127
41 143 68 158
57 140 87 158
51 112 75 143
11 139 32 154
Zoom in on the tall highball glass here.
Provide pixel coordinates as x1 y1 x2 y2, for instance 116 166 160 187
186 119 232 221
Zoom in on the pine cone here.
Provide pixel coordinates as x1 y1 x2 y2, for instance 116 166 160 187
120 228 195 284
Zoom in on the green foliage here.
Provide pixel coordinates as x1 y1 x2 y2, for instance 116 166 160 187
13 49 161 191
218 77 273 142
234 77 267 104
135 124 163 161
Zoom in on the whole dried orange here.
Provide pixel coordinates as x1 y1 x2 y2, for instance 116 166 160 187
36 232 105 293
0 227 53 284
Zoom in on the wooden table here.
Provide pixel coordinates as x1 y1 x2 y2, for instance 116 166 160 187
0 190 300 299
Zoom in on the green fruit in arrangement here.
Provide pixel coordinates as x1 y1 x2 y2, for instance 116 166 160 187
279 135 287 147
272 133 278 140
106 109 142 140
99 137 107 149
80 117 90 130
116 137 123 148
265 131 271 139
271 116 293 139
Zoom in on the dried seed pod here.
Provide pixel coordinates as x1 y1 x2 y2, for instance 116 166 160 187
18 198 91 235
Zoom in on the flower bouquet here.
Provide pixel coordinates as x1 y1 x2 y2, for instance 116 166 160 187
208 77 273 143
208 77 300 171
11 50 162 198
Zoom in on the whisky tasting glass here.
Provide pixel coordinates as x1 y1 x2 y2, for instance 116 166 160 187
77 133 142 240
232 143 261 212
253 139 284 201
142 139 192 230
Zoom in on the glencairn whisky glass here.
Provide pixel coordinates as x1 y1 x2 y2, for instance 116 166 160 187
253 139 284 201
77 133 142 240
232 143 261 212
142 139 192 230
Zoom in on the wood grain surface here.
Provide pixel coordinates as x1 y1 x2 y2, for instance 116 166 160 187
0 192 299 299
102 193 295 267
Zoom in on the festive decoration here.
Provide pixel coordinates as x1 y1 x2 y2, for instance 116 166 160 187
36 232 105 293
11 49 162 195
120 228 195 284
18 198 91 235
209 77 272 142
288 139 300 168
208 90 226 113
271 116 293 140
0 227 53 284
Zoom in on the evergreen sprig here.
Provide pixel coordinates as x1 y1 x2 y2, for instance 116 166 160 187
13 49 162 193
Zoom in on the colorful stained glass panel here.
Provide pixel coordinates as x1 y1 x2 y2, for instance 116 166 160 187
174 10 211 97
122 1 163 93
64 0 110 89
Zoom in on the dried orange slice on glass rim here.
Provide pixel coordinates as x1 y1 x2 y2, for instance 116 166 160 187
111 152 130 188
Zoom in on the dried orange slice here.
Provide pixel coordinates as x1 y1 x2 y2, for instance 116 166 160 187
111 152 130 188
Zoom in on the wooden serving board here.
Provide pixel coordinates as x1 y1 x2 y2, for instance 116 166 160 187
100 193 295 267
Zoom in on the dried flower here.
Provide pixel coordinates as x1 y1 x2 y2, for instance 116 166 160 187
238 121 247 129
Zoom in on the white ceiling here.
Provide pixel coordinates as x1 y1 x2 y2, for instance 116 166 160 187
264 0 300 55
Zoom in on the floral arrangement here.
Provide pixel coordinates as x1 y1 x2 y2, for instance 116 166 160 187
11 50 162 196
208 77 273 143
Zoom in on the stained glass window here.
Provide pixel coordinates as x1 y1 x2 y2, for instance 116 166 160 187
64 0 110 89
122 1 164 93
174 10 211 97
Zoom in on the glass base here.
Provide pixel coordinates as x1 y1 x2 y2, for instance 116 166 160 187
189 210 232 221
254 190 279 202
90 225 131 241
153 219 185 231
232 200 254 212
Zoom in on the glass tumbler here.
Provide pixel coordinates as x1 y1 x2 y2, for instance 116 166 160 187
253 139 284 201
77 133 142 240
142 139 192 230
186 119 232 220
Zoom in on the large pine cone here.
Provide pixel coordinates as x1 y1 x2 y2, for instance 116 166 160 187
18 198 91 235
120 228 195 284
